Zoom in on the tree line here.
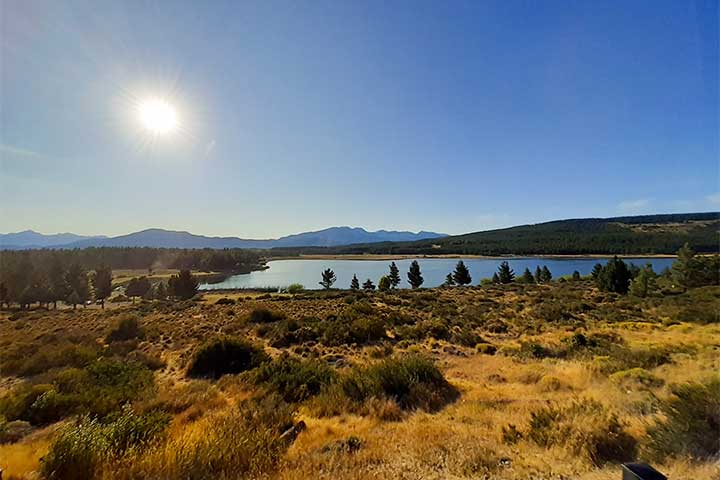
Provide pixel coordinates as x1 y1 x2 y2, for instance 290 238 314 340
314 246 718 293
0 249 207 309
0 247 263 274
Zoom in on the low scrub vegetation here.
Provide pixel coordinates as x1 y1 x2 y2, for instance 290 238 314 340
0 263 717 479
186 336 269 378
526 399 637 465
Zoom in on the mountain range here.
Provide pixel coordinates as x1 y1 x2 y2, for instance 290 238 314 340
0 227 446 250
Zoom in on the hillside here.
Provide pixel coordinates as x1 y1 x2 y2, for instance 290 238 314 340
272 213 720 256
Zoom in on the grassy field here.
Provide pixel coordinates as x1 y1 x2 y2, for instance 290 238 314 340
1 281 718 479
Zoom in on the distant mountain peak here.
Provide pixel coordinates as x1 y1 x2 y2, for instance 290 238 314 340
0 226 446 250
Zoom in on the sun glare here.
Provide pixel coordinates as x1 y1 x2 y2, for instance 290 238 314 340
138 98 178 134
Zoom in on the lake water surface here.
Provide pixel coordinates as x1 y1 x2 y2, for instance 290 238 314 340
199 257 675 290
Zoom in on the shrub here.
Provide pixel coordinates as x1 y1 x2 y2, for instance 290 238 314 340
527 399 636 465
106 316 144 343
250 354 337 403
645 378 720 460
215 297 235 305
0 360 155 424
339 355 458 412
0 418 32 444
287 283 304 294
125 395 295 479
1 341 99 377
674 305 719 325
249 307 286 323
40 407 169 480
609 368 664 389
187 336 269 379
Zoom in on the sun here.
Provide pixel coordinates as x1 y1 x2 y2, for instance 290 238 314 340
138 98 178 134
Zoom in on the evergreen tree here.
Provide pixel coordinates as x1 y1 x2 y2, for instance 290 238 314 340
126 276 151 301
65 263 90 307
407 260 424 289
541 266 552 283
67 290 81 310
452 260 472 286
591 263 604 280
630 264 658 298
48 257 70 309
521 268 535 283
155 281 168 300
319 268 337 290
596 256 631 294
572 270 581 281
91 265 113 309
362 278 376 291
388 262 401 289
535 266 543 283
497 261 515 284
169 270 199 300
443 273 455 287
491 272 500 284
378 276 391 292
672 243 700 289
350 274 360 290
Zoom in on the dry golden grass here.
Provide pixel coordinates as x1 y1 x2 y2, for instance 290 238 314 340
1 282 718 479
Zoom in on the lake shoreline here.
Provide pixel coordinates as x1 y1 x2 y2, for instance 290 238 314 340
267 253 678 261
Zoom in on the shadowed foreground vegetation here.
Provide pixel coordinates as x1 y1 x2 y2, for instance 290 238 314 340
0 254 718 479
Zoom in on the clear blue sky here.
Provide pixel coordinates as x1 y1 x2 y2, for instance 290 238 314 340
1 0 718 237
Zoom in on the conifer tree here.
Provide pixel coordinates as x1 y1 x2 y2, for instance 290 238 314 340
65 263 90 307
407 260 424 289
522 268 534 283
452 260 472 286
67 290 81 310
596 256 631 294
350 274 360 290
492 272 500 284
572 270 581 281
541 266 552 283
388 262 401 289
672 243 699 289
378 276 391 292
169 270 198 300
48 258 70 309
92 265 113 309
497 261 515 284
443 273 455 287
535 266 543 283
630 264 658 297
319 268 337 290
362 278 376 290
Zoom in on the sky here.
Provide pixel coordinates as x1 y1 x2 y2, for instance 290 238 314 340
1 0 718 238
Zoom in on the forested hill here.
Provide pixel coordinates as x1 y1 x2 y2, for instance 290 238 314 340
271 213 720 256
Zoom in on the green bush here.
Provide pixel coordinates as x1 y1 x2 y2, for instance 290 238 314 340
0 359 156 425
286 283 304 294
645 378 720 460
527 399 636 465
214 297 235 305
40 406 169 480
1 341 99 377
250 354 337 403
187 336 269 379
339 355 458 412
106 316 144 343
249 307 286 323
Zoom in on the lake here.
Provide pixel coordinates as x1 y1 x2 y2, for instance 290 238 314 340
199 257 675 290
